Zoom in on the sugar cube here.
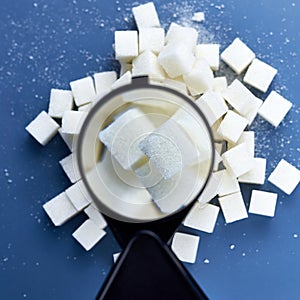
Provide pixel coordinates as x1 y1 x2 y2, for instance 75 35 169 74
111 71 132 89
43 192 78 226
183 59 214 95
217 110 248 144
268 159 300 195
222 79 258 115
70 76 96 107
132 2 160 30
228 131 255 157
93 71 117 95
195 44 220 71
58 128 76 152
198 172 220 204
221 38 255 74
213 76 227 94
48 89 73 118
222 143 254 177
218 192 248 223
139 27 165 54
238 96 263 125
115 31 139 62
26 111 60 146
132 50 165 81
244 58 278 93
258 91 292 127
183 203 219 233
249 190 278 217
61 111 87 135
59 153 81 183
65 180 92 211
84 204 107 229
72 219 106 251
214 169 240 197
171 232 200 263
238 157 266 185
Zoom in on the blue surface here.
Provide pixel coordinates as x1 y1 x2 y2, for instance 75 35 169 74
0 0 299 299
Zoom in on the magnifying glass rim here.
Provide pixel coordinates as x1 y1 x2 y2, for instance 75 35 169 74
77 77 215 223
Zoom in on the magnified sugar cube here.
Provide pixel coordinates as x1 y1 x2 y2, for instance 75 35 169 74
65 180 92 211
132 2 160 30
213 76 227 94
158 43 195 78
72 219 106 251
171 232 200 263
222 143 254 177
195 44 220 71
84 204 107 229
48 89 73 118
99 108 155 170
59 153 81 183
221 38 255 74
139 119 199 179
61 111 87 135
111 71 132 89
183 59 214 95
139 27 165 54
115 31 139 62
43 192 78 226
26 111 60 146
222 79 257 115
239 96 263 125
198 172 220 204
238 157 266 185
132 50 165 80
217 110 248 144
214 169 240 197
244 58 278 93
258 91 292 127
219 192 248 223
70 76 96 107
268 159 300 195
228 131 255 157
93 71 117 95
249 190 278 217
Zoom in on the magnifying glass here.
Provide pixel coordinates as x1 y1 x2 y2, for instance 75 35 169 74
77 76 214 299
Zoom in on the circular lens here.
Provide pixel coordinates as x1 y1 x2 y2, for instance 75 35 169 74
77 78 214 223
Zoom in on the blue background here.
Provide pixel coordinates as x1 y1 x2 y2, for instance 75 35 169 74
0 0 299 299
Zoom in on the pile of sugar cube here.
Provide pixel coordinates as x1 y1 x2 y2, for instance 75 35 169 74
25 2 300 262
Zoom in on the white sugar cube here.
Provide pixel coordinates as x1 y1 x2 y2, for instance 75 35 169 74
26 111 60 146
214 169 240 197
222 143 254 177
58 128 76 152
238 157 266 185
93 71 117 95
192 12 205 22
268 159 300 195
132 50 165 80
139 27 165 54
61 111 87 135
239 96 263 125
171 232 200 263
221 38 255 74
198 172 220 204
258 91 292 127
244 58 278 93
65 180 92 211
111 71 132 89
113 252 121 263
195 44 220 71
183 203 219 233
115 31 139 62
249 190 278 217
84 204 107 229
72 219 106 251
183 59 214 95
48 89 73 118
132 2 160 30
99 108 155 170
217 110 248 144
228 131 255 157
43 192 78 226
70 76 96 107
218 192 248 223
222 79 258 115
213 76 227 94
158 43 195 78
59 153 81 183
139 119 199 179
